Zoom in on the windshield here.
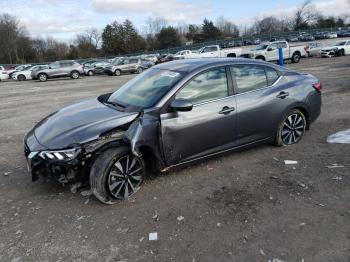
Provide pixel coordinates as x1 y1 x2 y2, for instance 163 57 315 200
334 41 346 46
252 44 269 50
108 68 185 110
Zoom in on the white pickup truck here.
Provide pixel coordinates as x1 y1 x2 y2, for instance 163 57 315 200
189 45 242 58
241 41 307 63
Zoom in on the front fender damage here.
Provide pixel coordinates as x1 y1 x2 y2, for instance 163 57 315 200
28 110 165 184
123 110 165 170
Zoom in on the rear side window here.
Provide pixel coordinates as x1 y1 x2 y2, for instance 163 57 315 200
231 65 267 93
265 67 279 86
129 59 138 63
176 67 228 104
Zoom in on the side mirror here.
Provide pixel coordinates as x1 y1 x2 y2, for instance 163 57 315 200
267 47 273 51
170 98 193 112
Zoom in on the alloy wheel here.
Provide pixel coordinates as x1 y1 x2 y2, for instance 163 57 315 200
281 113 305 145
39 74 47 81
108 155 143 199
72 72 79 79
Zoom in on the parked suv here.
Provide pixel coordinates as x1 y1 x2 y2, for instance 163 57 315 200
32 61 84 82
104 58 144 76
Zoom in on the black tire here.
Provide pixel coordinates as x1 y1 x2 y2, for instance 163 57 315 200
71 71 80 79
88 70 94 76
274 109 307 146
338 49 345 56
38 73 47 82
90 147 145 204
256 56 265 61
291 52 301 63
137 67 143 74
18 74 26 81
114 69 121 76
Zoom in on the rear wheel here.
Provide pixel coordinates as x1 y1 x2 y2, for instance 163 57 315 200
256 56 265 61
291 52 301 63
71 71 80 79
90 147 145 204
137 67 143 74
274 109 306 146
38 73 47 82
88 70 94 76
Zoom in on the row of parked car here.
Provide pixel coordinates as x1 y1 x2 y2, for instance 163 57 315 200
1 37 349 83
0 56 160 82
218 29 350 48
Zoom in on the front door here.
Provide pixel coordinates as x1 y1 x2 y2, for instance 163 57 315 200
160 67 237 165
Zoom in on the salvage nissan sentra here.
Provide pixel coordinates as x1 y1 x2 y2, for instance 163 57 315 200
24 58 322 204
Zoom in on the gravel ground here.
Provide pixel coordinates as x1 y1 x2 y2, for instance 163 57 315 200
0 56 349 262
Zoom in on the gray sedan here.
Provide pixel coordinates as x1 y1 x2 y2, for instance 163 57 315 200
24 58 321 203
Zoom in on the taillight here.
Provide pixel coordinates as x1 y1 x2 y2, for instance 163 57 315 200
313 82 322 92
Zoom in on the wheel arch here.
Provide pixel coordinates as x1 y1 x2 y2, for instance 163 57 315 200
255 55 265 61
227 53 237 57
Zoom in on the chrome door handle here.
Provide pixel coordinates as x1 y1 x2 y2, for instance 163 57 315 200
219 106 235 114
276 91 289 99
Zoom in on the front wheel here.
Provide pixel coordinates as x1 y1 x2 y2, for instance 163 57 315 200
274 109 306 146
114 69 121 76
38 73 47 82
137 67 143 74
90 147 145 204
18 74 26 81
71 71 80 79
338 49 345 56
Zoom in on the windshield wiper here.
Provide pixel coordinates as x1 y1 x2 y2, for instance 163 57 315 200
106 100 126 110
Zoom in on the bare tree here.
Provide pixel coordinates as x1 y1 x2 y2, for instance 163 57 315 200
215 16 240 38
293 0 317 30
144 16 168 36
85 28 101 49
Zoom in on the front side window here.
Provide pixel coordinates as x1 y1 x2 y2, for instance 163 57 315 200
176 67 228 105
231 65 267 93
50 62 60 69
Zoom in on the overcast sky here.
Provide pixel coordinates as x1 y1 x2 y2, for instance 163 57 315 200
1 0 349 41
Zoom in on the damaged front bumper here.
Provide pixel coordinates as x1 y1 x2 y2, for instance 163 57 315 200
24 128 127 182
24 141 83 182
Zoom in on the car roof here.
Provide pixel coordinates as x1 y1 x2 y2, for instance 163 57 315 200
153 58 288 73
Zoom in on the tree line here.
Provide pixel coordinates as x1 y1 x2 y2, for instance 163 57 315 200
0 0 348 64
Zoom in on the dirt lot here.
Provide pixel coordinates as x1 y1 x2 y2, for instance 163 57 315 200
0 56 349 262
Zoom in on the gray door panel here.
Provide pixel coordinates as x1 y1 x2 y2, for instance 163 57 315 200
160 96 237 165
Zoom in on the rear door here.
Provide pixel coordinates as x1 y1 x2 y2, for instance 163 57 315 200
160 66 237 165
231 64 290 145
129 58 139 72
48 62 61 77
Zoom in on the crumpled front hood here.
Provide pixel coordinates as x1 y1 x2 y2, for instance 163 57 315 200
322 46 338 51
33 97 139 149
